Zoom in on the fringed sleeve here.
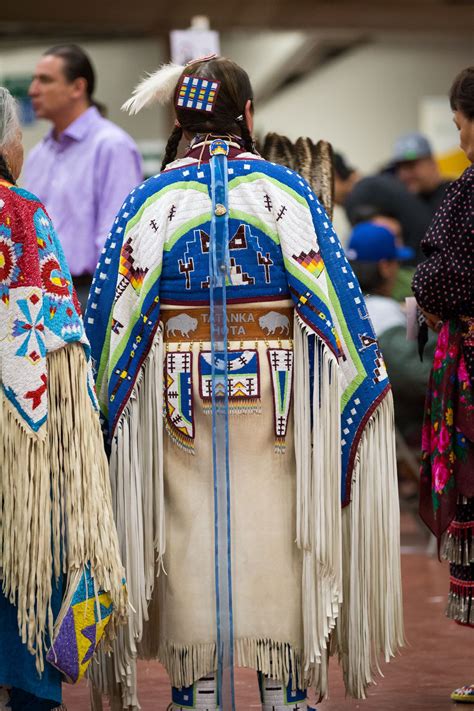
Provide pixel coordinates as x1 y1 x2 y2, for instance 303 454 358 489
292 298 403 701
336 389 404 697
280 172 404 699
90 332 165 710
293 317 342 696
85 184 167 710
1 343 127 672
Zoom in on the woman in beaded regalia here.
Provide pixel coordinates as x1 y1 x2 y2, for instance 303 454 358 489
0 88 125 710
86 56 403 711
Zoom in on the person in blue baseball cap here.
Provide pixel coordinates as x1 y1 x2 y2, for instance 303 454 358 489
347 221 415 263
346 221 434 451
346 221 415 302
391 132 451 214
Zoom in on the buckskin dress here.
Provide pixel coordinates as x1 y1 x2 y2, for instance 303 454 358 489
86 140 403 709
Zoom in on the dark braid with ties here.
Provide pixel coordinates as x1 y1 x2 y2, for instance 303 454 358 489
237 116 255 154
160 125 183 171
0 154 15 184
161 57 255 170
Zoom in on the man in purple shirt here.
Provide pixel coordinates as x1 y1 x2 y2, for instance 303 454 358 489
23 44 143 308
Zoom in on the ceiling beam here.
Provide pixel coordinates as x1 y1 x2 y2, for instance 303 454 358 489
0 1 472 37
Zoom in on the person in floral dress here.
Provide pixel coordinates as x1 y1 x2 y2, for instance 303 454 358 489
412 65 474 703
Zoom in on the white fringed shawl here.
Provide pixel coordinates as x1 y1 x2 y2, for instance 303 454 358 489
1 344 127 672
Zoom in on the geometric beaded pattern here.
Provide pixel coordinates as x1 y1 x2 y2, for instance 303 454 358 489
176 75 220 113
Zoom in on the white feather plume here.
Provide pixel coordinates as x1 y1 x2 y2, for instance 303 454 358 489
122 62 185 115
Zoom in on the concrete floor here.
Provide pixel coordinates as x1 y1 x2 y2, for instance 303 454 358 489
64 513 474 710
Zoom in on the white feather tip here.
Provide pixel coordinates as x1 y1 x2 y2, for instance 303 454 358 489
122 63 185 115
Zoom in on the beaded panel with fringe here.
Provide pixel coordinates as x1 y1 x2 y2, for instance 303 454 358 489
1 344 126 672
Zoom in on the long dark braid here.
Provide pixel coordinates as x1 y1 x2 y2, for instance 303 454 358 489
238 118 256 154
161 125 183 171
0 154 15 184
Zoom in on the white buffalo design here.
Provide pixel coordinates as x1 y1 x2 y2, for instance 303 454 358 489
259 311 290 336
166 313 198 337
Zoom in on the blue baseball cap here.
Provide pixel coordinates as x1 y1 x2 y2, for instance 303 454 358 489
391 132 433 164
346 222 415 262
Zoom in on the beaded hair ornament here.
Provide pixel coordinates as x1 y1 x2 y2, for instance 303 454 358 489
176 75 220 113
122 54 218 115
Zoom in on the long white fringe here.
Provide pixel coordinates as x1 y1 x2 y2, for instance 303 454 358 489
159 638 305 691
90 317 402 706
294 315 403 699
90 329 165 710
335 389 404 698
0 343 126 673
293 315 342 699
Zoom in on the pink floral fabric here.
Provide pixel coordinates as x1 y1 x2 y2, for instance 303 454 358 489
419 321 474 538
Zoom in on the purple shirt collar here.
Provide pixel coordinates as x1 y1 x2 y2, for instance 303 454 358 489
45 106 101 144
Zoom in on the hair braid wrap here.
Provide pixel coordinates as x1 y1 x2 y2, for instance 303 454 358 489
161 125 183 171
238 119 255 154
0 154 15 184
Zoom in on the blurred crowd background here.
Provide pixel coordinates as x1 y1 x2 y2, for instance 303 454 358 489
3 9 472 191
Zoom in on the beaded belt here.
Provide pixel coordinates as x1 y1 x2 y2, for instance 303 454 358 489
160 305 294 342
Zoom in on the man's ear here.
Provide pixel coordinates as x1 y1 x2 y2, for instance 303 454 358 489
72 76 88 101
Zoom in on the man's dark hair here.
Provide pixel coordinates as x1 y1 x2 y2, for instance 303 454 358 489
351 262 385 294
44 44 95 102
449 66 474 120
333 152 355 181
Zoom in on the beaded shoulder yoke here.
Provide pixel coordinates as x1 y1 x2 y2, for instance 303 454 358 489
86 156 403 706
88 157 390 503
0 181 90 433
